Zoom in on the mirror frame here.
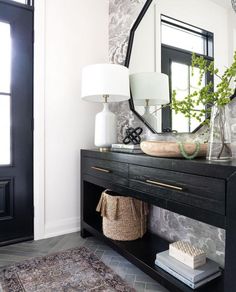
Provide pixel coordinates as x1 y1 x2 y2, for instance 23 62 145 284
124 0 156 133
124 0 236 134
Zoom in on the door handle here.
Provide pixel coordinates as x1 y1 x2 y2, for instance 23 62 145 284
91 166 110 173
146 179 183 191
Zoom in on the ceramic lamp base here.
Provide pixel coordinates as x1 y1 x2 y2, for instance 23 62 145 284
95 103 117 148
142 106 159 131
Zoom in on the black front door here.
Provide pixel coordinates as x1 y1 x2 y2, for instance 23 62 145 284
0 1 33 245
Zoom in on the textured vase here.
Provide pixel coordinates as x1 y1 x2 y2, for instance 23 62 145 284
207 105 232 161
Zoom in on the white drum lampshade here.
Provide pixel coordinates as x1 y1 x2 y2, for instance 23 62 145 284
130 72 170 130
130 72 170 106
81 64 130 149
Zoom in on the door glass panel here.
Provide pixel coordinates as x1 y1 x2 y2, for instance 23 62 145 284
0 21 11 165
0 95 11 165
171 62 190 132
190 67 205 132
0 22 11 93
10 0 26 4
171 62 206 132
162 23 206 55
161 16 212 57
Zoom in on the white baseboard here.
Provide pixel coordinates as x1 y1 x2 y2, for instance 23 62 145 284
44 217 81 239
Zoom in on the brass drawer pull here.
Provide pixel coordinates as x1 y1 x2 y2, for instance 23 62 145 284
91 166 110 173
146 179 183 191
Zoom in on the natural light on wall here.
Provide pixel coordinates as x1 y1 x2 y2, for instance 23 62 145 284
0 22 11 165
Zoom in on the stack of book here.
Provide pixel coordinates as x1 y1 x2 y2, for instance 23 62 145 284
155 242 222 289
111 144 143 153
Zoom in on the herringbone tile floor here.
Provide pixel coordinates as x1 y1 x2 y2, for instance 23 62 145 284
0 232 169 292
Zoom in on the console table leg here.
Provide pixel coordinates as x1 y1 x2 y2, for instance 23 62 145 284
80 228 91 238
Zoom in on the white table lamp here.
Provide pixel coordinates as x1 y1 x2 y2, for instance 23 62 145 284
130 72 170 129
81 64 130 150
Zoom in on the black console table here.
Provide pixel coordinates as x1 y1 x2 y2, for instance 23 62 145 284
81 149 236 292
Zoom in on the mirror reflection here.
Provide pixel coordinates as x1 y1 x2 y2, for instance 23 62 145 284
129 0 236 133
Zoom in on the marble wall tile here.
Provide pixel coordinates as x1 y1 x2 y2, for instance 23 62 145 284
109 0 231 266
109 0 151 142
149 207 225 267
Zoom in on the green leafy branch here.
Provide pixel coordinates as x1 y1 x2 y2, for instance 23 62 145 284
171 51 236 123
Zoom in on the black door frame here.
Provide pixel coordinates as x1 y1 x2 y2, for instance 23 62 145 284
0 0 34 246
161 44 214 132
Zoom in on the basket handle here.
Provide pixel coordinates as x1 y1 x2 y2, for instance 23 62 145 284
96 192 107 217
96 189 118 220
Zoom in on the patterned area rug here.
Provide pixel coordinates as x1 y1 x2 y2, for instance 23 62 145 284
0 246 134 291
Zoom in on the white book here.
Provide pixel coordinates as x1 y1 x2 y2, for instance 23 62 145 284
111 148 143 154
156 250 220 283
155 260 221 289
111 143 141 150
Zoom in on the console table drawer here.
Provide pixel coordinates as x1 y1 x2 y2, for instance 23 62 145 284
83 157 128 186
129 165 225 215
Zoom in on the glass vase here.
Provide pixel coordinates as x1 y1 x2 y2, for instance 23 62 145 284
207 105 232 161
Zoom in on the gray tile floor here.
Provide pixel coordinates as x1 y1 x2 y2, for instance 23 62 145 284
0 232 169 292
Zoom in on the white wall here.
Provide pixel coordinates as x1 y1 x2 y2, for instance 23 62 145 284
34 0 109 239
227 7 236 65
129 6 155 74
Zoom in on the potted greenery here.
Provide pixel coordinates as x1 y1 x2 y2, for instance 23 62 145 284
171 52 236 161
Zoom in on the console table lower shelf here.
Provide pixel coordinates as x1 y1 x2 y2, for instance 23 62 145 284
81 220 223 292
81 149 232 292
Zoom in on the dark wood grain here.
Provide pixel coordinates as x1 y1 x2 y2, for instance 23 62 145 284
129 165 225 215
83 157 129 186
82 221 223 292
81 149 236 292
82 149 236 179
224 172 236 291
82 173 225 228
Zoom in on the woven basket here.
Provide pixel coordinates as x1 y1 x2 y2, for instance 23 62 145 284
96 190 148 241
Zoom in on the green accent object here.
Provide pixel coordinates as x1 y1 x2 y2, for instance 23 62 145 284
178 142 200 160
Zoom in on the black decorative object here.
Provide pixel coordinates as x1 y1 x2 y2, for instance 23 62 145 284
123 127 143 145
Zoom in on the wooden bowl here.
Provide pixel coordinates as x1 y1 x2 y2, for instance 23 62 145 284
140 141 208 158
